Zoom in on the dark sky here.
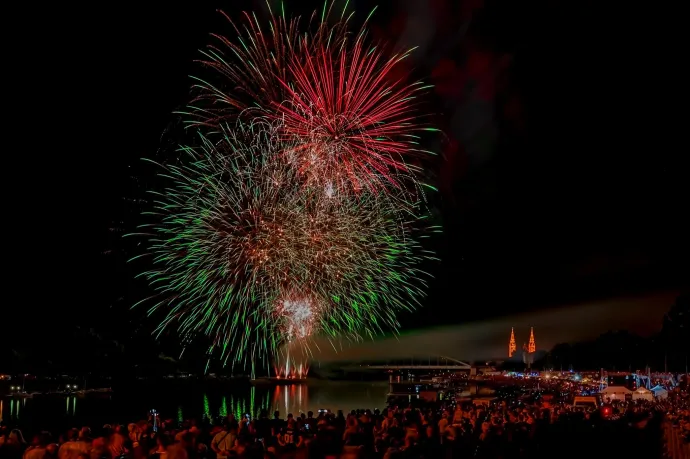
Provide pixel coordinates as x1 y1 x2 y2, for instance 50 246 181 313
5 0 687 355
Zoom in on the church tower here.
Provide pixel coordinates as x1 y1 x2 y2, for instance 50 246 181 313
528 327 536 354
509 328 517 357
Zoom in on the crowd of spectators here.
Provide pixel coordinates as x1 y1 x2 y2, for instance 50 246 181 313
664 392 690 445
1 392 683 459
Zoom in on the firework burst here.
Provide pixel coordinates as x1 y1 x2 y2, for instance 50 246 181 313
132 121 433 367
134 2 439 370
183 2 433 194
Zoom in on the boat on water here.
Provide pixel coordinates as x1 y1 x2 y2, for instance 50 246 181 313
24 388 114 398
5 391 38 399
6 381 37 398
4 374 113 398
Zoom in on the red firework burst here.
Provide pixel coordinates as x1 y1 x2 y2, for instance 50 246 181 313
273 34 429 193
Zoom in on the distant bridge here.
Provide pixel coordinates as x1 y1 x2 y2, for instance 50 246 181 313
361 356 472 371
367 364 471 370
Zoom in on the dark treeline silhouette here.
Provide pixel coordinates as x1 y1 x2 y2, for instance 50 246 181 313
544 294 689 372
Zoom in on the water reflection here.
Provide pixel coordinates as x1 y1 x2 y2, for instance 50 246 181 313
65 396 76 416
272 384 309 417
8 398 25 419
203 394 211 420
219 396 227 418
1 381 388 432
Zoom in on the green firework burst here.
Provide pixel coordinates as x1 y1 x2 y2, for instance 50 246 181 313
130 121 436 368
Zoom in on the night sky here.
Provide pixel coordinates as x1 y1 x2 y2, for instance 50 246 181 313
4 0 687 360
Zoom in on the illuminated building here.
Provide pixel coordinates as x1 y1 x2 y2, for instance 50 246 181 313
528 327 536 354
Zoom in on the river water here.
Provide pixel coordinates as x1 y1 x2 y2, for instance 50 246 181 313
0 380 389 435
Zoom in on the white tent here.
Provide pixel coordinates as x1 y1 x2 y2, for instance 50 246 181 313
632 386 654 401
600 385 632 400
651 385 669 400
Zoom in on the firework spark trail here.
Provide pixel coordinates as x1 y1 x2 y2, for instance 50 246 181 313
274 293 322 341
183 2 349 127
182 8 297 126
132 121 435 366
